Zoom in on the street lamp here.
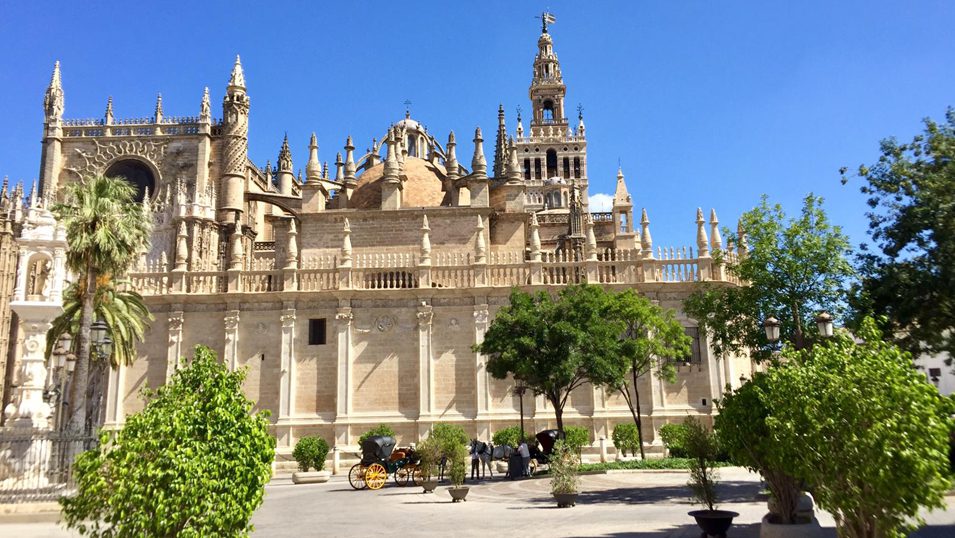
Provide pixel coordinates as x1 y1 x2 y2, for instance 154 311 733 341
763 316 781 344
90 320 112 360
815 312 834 338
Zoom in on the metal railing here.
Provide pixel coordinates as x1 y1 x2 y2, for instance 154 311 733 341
0 430 98 503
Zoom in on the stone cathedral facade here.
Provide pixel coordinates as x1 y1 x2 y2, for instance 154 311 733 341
1 22 753 461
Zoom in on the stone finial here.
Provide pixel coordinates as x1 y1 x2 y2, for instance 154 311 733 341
586 215 597 261
420 215 431 265
530 211 542 262
516 107 524 138
737 219 748 257
265 160 273 184
506 137 522 182
343 135 357 183
613 167 631 207
154 93 164 123
104 96 114 125
44 61 64 120
322 161 329 180
286 219 299 269
445 131 459 179
696 207 709 257
334 152 344 181
278 134 293 172
341 218 352 266
229 211 244 269
475 215 487 263
383 128 399 180
175 220 188 271
577 107 586 137
471 127 487 177
710 209 723 252
200 87 211 121
228 54 246 90
306 132 321 182
641 208 653 258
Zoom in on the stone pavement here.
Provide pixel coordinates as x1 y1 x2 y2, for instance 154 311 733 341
2 468 953 537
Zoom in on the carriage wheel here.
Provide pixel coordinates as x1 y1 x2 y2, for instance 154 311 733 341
365 463 388 490
411 466 424 486
394 467 411 486
348 464 367 490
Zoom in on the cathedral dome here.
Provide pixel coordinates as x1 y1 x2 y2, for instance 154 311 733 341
350 156 449 209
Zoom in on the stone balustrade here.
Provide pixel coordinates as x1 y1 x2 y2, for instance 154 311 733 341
126 247 740 296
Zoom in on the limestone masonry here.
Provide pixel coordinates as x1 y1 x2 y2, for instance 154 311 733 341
0 20 754 460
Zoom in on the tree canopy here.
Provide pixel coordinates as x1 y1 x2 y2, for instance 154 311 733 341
683 194 853 359
61 345 275 537
844 109 955 359
760 320 953 538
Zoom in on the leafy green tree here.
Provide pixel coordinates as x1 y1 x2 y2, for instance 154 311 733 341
600 289 690 459
53 175 151 433
611 423 640 457
684 416 720 512
46 280 152 431
61 345 275 537
843 109 955 360
492 425 523 448
476 285 624 433
358 424 396 445
760 319 953 538
659 422 689 458
684 194 853 359
561 425 590 455
715 373 801 523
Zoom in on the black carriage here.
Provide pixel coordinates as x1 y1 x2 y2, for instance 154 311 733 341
348 435 421 490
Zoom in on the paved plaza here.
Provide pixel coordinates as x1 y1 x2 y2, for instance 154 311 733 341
2 467 954 537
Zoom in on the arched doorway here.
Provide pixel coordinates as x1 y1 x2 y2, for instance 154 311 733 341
105 159 156 203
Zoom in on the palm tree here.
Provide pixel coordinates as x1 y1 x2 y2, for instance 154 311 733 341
52 175 151 434
46 279 153 429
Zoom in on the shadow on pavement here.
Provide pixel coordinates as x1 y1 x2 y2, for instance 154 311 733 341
523 481 766 506
563 521 763 537
913 523 955 537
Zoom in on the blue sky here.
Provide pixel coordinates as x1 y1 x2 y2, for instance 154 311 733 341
1 0 952 250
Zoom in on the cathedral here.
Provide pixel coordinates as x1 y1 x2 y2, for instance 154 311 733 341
0 19 752 463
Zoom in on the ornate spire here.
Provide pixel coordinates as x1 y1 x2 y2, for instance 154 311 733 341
383 128 399 180
104 96 114 125
343 135 356 183
568 179 584 238
228 55 246 91
286 219 299 269
516 107 524 138
493 104 507 178
265 160 273 184
43 61 64 121
334 152 344 181
199 87 211 122
577 104 586 137
696 208 710 257
641 208 653 258
306 132 321 182
175 221 188 271
420 215 431 265
613 167 631 207
471 127 487 177
506 137 522 182
322 161 329 180
154 93 164 123
710 209 723 252
445 131 458 179
229 212 244 270
278 134 293 172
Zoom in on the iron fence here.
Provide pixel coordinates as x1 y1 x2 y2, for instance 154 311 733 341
0 430 98 503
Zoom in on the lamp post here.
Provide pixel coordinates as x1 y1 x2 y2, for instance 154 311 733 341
815 312 834 339
763 316 781 345
51 333 76 431
513 383 528 442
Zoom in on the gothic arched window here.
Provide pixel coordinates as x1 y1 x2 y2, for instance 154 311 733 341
543 100 555 122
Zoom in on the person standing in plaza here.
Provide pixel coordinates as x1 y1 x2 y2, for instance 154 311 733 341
518 440 530 477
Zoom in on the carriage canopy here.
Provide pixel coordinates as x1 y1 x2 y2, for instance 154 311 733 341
361 435 397 464
536 429 565 456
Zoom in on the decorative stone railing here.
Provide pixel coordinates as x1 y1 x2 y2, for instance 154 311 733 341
60 117 222 138
125 247 740 296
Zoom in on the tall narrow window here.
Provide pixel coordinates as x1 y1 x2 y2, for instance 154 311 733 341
534 159 542 180
308 318 327 345
573 157 581 178
546 149 558 178
524 158 531 179
543 100 555 122
684 327 702 364
562 157 570 179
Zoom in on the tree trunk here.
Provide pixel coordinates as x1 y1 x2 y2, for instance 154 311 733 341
551 395 565 434
631 368 646 459
67 267 96 434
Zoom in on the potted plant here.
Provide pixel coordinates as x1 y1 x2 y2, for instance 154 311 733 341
417 437 441 493
447 442 470 502
550 441 580 508
685 417 738 537
291 436 331 484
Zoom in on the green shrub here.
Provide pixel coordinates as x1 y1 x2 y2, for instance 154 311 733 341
611 423 641 457
562 425 590 454
492 425 523 447
549 441 580 494
448 442 469 487
358 424 396 445
61 345 275 537
578 457 732 472
417 437 441 481
684 416 720 511
659 422 688 458
292 436 330 472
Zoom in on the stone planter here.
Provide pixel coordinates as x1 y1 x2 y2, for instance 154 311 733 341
554 492 578 508
495 461 508 473
292 470 331 484
421 478 439 493
448 486 469 502
759 514 826 538
688 509 739 538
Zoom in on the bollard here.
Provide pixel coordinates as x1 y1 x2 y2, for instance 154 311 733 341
599 436 607 463
332 446 340 475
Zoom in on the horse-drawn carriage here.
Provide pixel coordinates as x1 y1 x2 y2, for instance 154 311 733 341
348 435 421 490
